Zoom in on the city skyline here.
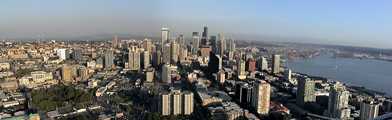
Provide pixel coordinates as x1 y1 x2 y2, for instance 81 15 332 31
1 0 392 49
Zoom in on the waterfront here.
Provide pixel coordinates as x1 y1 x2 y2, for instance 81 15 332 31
287 53 392 96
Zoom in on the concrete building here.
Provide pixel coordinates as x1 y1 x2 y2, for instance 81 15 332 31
62 65 73 83
272 54 281 74
170 41 179 64
259 57 268 71
56 48 69 60
191 32 200 55
145 68 154 83
296 77 316 106
161 64 171 84
31 71 53 83
128 47 140 71
237 59 246 80
161 27 169 49
327 82 351 119
142 51 150 69
217 70 226 84
104 49 114 69
284 69 292 81
172 90 182 115
160 92 171 116
183 91 194 115
162 43 171 64
218 33 226 57
252 80 271 115
360 99 380 120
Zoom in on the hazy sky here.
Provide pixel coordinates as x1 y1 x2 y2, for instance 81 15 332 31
1 0 391 48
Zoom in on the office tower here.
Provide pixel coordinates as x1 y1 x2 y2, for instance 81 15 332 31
217 70 226 84
259 57 268 71
56 48 69 60
152 51 161 67
145 68 154 83
360 99 380 120
272 54 281 74
160 92 171 116
162 43 171 64
104 49 114 69
284 69 292 81
183 91 194 115
142 38 153 53
201 26 208 46
228 51 234 61
210 36 217 54
237 59 246 80
218 33 226 57
208 54 222 74
240 84 253 106
162 64 171 84
246 58 256 72
252 80 271 115
77 66 89 81
172 90 182 115
170 41 179 64
200 46 212 58
296 77 316 106
191 32 200 55
177 34 185 48
161 27 170 49
327 82 351 119
178 47 187 62
112 35 118 48
142 51 150 69
72 48 82 61
228 38 236 52
128 47 140 71
62 65 73 83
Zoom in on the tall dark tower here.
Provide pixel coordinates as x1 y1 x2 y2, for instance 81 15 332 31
201 26 208 46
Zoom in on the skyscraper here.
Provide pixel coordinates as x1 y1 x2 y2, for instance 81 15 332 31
252 80 271 115
72 48 82 61
360 99 380 120
104 49 114 69
172 90 182 115
177 34 185 48
128 47 140 71
284 69 292 81
259 57 268 71
228 38 236 52
162 43 171 64
142 38 153 53
201 26 208 46
272 54 281 74
218 33 226 57
183 91 194 115
237 59 246 80
191 32 200 55
327 82 351 119
210 36 217 54
170 41 179 64
145 68 154 83
62 65 73 83
296 77 316 106
112 35 118 48
142 51 150 69
162 64 171 84
161 27 170 49
160 92 171 116
246 58 256 72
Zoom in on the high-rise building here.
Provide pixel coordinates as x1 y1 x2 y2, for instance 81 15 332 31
145 68 154 83
142 51 150 69
62 65 73 83
217 70 226 84
77 66 89 81
284 69 292 81
237 59 246 80
162 43 171 64
218 33 226 57
177 34 185 48
56 48 69 60
191 32 200 55
259 57 268 71
128 47 140 71
246 58 256 72
104 49 114 69
240 84 253 107
172 90 182 115
272 54 281 74
170 41 179 64
160 92 171 116
183 91 194 115
228 39 236 52
327 82 351 119
112 35 118 48
208 54 222 74
161 27 170 49
360 99 380 120
142 38 153 53
252 80 271 115
296 77 316 106
152 51 161 67
162 64 171 84
210 36 217 54
72 48 82 61
178 47 188 63
201 26 208 46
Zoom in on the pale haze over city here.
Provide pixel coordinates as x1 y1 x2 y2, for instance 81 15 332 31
1 0 392 48
0 1 392 120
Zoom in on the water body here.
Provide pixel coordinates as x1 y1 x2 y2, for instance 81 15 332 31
287 53 392 96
